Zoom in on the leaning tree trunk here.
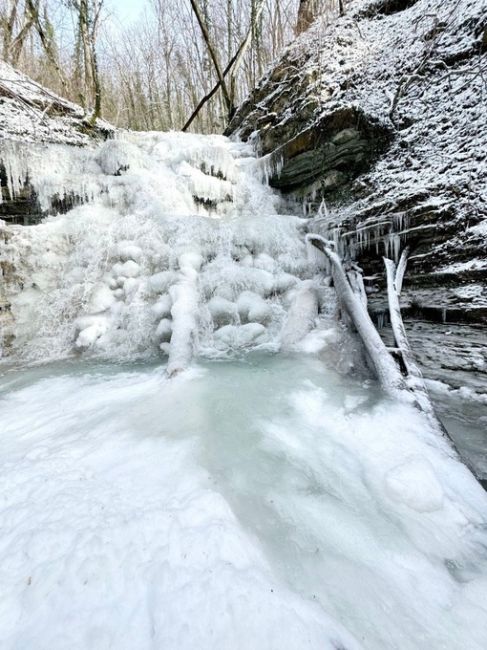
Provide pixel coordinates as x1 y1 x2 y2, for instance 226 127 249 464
307 235 408 400
296 0 321 34
307 234 469 443
307 233 486 491
189 0 234 121
183 0 264 132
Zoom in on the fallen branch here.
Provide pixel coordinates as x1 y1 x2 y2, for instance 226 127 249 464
380 250 487 491
384 254 436 417
182 43 241 132
189 0 234 119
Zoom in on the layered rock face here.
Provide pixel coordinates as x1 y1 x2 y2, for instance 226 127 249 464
228 0 487 328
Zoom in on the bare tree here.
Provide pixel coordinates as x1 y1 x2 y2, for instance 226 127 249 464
1 1 35 65
296 0 345 34
0 0 303 134
66 0 104 122
183 0 265 131
25 0 68 92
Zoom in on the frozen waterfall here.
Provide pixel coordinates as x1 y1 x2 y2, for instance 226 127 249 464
0 132 336 366
1 131 487 650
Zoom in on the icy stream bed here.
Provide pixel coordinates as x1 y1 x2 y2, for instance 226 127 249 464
1 354 487 650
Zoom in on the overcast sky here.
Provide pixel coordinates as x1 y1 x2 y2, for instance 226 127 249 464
108 0 148 26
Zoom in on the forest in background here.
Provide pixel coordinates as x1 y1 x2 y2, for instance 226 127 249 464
0 0 347 133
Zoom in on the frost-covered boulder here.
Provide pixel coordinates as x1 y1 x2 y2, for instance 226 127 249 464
237 291 272 325
214 323 267 350
95 140 144 176
208 297 238 327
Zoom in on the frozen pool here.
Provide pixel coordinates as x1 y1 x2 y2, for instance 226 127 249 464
1 354 486 650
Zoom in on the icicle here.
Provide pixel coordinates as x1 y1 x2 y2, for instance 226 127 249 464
317 199 329 219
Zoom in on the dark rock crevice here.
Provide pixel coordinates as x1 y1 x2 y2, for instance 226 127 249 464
0 164 81 225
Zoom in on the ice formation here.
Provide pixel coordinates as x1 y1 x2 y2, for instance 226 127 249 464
0 132 332 363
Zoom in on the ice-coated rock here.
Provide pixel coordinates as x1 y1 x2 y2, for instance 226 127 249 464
208 296 238 327
151 294 173 319
87 284 116 314
155 318 173 342
149 271 178 294
114 241 143 262
214 323 267 350
237 291 272 324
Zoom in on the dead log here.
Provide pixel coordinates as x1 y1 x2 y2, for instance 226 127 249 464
384 254 450 430
306 234 408 400
183 0 264 131
189 0 234 119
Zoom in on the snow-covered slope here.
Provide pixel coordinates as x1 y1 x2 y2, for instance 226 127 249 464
0 60 113 145
0 60 114 225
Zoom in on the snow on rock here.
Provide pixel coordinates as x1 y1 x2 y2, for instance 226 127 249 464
237 291 273 324
214 323 268 350
207 296 238 326
280 280 319 348
87 284 116 314
0 59 113 146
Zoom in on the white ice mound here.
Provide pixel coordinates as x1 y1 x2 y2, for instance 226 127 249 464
280 280 319 349
385 457 444 512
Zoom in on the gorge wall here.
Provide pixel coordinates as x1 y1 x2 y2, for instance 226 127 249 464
227 0 487 328
225 0 487 421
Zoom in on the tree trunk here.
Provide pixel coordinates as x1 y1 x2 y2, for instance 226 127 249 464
296 0 319 34
307 234 407 400
26 0 67 93
189 0 234 120
183 0 264 132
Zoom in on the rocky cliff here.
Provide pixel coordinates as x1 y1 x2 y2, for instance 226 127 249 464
228 0 487 327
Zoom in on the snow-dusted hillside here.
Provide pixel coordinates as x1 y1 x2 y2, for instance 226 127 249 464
0 60 113 145
0 60 114 225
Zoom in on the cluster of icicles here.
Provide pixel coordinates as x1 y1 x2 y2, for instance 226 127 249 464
313 212 408 263
0 132 339 367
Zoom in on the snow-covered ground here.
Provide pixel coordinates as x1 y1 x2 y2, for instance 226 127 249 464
1 355 487 650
